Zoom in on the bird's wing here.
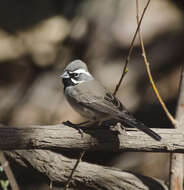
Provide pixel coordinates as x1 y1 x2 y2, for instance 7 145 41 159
71 80 139 122
71 80 124 115
72 80 161 141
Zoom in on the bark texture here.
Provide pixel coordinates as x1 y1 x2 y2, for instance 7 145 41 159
169 65 184 190
6 150 168 190
0 124 184 153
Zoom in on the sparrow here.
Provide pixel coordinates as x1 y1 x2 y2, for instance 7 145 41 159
60 59 161 141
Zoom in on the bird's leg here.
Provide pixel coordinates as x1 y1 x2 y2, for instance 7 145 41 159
63 120 85 137
63 120 90 126
78 120 91 126
63 120 94 137
107 121 129 135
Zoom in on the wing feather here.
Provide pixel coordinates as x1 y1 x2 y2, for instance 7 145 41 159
68 80 161 141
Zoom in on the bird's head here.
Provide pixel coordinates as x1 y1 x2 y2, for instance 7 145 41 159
60 60 94 89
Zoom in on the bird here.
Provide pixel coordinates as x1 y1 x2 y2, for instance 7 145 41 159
60 59 161 141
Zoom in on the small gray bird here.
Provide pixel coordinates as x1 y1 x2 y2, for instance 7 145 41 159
60 60 161 141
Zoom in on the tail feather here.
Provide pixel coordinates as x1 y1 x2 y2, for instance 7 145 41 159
130 122 161 141
119 116 161 141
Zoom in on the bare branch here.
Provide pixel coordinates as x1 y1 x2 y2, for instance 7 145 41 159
0 152 20 190
64 150 85 190
135 1 182 189
5 150 168 190
113 0 151 95
169 65 184 190
0 124 184 153
135 0 176 126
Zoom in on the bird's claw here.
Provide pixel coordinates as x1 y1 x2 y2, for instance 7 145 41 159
110 122 128 135
63 120 84 138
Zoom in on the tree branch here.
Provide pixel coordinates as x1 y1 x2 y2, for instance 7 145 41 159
169 64 184 190
0 124 184 153
5 150 168 190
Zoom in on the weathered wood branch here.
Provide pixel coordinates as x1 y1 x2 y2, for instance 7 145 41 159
169 64 184 190
0 124 184 152
5 150 168 190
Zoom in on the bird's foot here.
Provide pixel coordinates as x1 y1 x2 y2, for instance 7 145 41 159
63 120 85 137
110 122 128 135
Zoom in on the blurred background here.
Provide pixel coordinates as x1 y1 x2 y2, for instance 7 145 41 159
0 0 183 189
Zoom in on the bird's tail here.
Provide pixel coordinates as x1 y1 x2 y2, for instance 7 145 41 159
119 116 161 141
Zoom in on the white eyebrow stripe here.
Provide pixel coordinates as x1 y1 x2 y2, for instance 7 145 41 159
73 69 91 76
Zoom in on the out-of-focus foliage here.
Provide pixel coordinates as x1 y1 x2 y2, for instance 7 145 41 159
0 166 9 190
0 0 183 189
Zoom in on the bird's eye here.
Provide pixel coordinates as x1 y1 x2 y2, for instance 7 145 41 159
73 73 79 78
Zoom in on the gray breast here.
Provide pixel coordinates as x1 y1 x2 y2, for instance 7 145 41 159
64 86 98 120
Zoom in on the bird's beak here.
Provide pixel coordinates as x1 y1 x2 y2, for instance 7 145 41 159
60 71 69 78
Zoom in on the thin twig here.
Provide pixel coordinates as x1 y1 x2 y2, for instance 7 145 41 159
64 151 85 190
0 152 20 190
135 0 176 126
136 1 181 188
113 0 151 96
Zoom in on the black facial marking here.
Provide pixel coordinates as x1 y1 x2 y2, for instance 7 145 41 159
62 70 81 90
63 77 77 91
